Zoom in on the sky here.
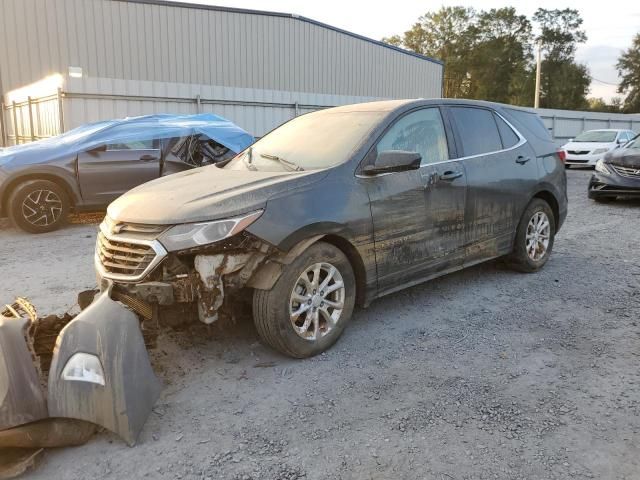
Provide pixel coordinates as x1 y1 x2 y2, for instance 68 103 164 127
187 0 639 102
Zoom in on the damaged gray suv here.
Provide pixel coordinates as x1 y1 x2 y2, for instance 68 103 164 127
1 99 568 449
99 99 567 359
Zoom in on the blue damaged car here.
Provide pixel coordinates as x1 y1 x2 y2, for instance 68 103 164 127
0 113 253 233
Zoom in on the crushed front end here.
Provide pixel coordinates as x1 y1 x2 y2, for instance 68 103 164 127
95 212 276 337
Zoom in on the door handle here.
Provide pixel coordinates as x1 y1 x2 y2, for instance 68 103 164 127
516 155 531 164
139 154 158 161
439 171 463 181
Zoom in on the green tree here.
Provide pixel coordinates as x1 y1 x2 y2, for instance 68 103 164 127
533 8 590 109
382 7 477 98
466 8 532 104
617 33 640 113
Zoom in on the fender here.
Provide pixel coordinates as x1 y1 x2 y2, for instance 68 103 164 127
0 165 82 213
246 234 325 290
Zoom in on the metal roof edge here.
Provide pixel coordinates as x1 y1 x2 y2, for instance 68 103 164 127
110 0 444 66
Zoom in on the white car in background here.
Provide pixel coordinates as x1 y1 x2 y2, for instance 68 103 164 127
562 129 636 168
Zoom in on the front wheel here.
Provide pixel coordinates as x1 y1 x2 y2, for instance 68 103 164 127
252 242 356 358
8 179 70 233
506 199 556 273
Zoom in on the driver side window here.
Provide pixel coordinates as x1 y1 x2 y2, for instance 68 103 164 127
376 108 449 166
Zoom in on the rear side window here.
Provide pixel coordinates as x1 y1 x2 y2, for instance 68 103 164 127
505 108 551 141
450 107 502 156
494 113 520 148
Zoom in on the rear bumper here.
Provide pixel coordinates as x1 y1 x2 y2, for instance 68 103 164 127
0 285 161 446
588 172 640 198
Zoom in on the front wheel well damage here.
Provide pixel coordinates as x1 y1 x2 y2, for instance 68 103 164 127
247 234 366 307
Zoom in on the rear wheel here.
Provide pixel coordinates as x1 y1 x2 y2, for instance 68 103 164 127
507 198 556 273
8 179 69 233
252 242 356 358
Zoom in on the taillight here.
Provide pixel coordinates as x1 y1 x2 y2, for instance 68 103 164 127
557 149 566 163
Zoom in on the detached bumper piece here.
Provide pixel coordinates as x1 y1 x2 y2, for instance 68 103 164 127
48 287 162 446
0 286 161 477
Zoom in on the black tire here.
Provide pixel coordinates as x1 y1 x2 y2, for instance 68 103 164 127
8 179 70 233
253 241 356 358
506 198 556 273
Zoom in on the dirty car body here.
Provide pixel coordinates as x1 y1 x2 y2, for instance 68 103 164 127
1 99 567 448
0 113 253 233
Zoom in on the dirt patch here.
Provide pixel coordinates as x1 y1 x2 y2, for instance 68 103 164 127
1 171 639 479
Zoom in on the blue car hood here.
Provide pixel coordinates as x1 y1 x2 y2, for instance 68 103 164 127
0 114 254 168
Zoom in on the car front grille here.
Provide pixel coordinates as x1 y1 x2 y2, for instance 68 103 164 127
95 219 167 282
611 164 640 178
97 232 157 276
568 150 591 155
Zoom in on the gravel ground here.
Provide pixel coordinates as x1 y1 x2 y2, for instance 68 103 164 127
1 169 639 480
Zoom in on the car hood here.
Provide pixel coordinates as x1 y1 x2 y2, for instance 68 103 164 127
561 141 614 151
107 165 329 225
604 147 640 168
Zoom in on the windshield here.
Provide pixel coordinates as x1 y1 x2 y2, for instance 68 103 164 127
573 130 617 142
222 110 385 172
626 136 639 149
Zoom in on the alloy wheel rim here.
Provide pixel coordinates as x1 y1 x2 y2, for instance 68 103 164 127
526 211 550 261
289 262 345 341
21 189 63 227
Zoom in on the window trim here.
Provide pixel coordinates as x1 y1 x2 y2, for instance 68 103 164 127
446 105 527 161
105 139 161 152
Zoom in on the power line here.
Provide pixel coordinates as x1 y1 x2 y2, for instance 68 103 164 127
589 76 619 87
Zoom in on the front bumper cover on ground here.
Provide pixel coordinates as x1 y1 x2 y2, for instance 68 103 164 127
0 283 162 474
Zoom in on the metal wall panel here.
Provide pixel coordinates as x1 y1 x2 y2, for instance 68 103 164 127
535 107 640 146
0 0 443 99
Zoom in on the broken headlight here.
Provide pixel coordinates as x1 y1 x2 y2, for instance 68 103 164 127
158 210 263 252
595 159 611 175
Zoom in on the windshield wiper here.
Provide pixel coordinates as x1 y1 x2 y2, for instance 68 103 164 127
260 153 304 171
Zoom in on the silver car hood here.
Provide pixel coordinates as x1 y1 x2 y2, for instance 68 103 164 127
107 165 327 225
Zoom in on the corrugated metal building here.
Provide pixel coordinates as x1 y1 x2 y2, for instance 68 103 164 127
0 0 444 145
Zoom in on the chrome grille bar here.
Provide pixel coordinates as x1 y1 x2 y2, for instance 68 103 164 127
611 165 640 178
95 220 167 283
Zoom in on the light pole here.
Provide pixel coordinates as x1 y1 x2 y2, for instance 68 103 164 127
534 40 542 109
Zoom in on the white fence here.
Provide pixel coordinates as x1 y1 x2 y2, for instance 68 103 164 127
535 108 640 147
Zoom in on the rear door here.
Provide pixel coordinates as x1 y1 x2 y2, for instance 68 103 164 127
447 106 539 266
77 139 161 206
364 107 467 294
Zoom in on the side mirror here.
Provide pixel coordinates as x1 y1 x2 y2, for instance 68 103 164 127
617 138 626 144
362 150 422 176
87 144 107 154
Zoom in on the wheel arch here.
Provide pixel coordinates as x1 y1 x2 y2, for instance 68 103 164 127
1 172 77 217
531 190 559 229
247 233 368 307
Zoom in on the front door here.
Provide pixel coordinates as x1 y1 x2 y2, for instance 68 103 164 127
364 107 467 295
77 139 161 206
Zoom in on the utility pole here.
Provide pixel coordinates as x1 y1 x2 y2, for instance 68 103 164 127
534 40 542 109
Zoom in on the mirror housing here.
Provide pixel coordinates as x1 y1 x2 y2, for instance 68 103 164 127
362 150 422 176
87 144 107 154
